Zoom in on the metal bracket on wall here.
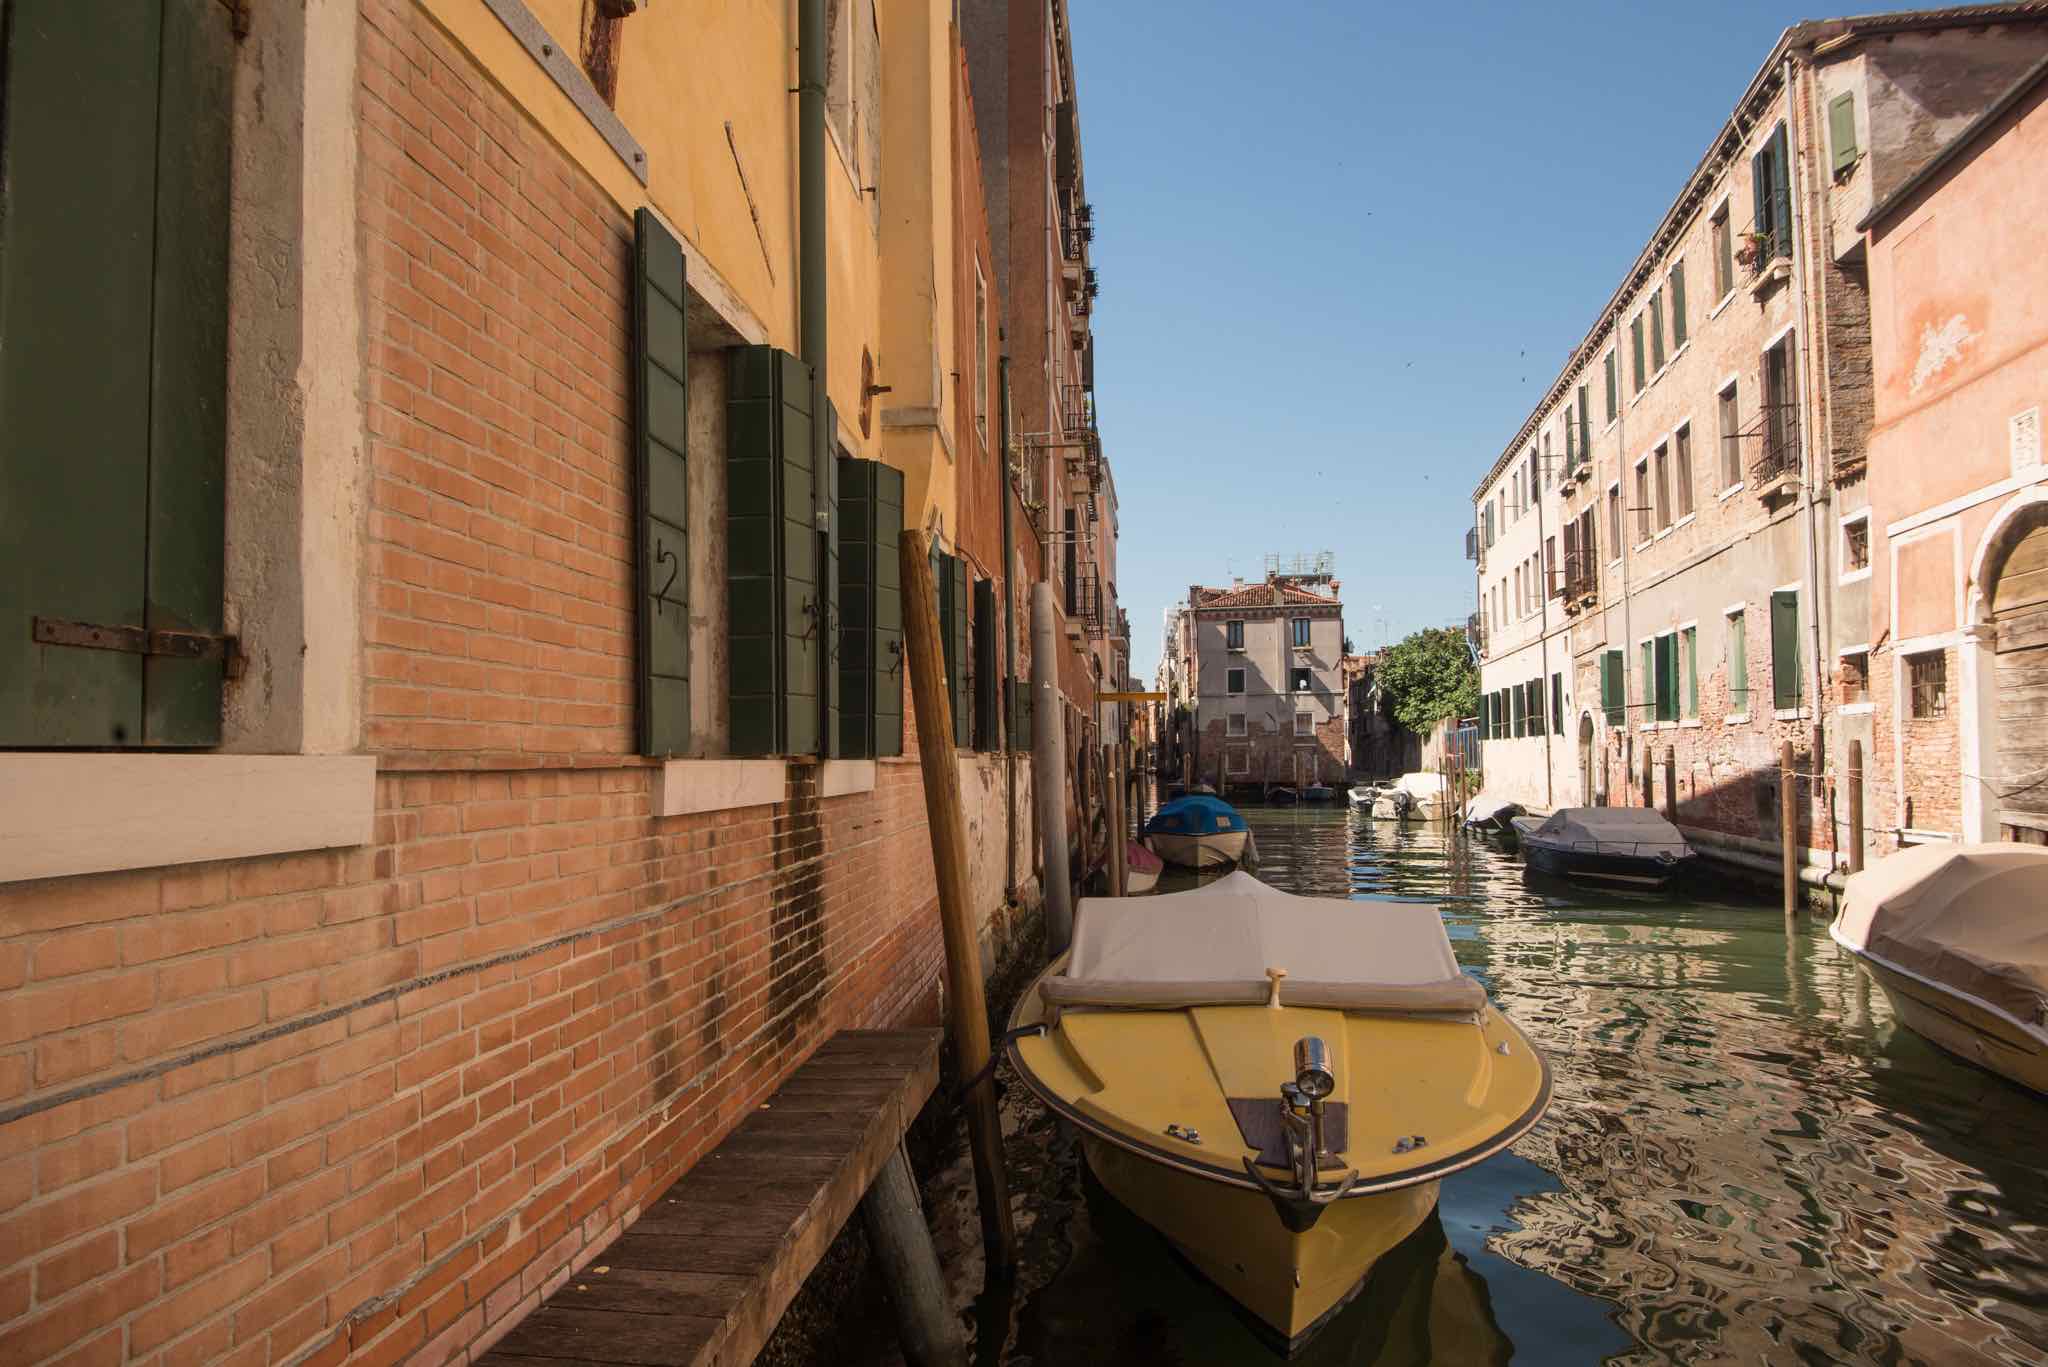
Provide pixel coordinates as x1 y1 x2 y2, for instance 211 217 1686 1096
33 617 246 680
481 0 650 185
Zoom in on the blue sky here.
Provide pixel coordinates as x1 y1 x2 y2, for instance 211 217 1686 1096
1075 0 1830 681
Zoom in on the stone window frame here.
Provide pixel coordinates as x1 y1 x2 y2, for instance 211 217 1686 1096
1837 643 1874 714
1840 509 1873 584
1715 374 1745 499
1724 602 1752 724
1708 195 1737 314
1225 746 1250 776
1225 667 1246 696
1906 648 1949 721
1293 710 1314 737
1227 712 1247 737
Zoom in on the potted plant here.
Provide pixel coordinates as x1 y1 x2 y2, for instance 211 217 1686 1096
1736 230 1770 271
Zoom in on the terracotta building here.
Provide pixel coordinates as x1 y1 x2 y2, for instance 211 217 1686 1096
1859 53 2048 847
0 1 1100 1363
1469 6 2048 868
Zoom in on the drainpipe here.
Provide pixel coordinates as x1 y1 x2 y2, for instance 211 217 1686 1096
798 0 829 750
1784 55 1831 847
1000 356 1018 900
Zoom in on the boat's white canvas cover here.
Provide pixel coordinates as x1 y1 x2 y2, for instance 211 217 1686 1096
1526 807 1690 853
1833 844 2048 1036
1040 871 1485 1015
1463 795 1522 825
1390 772 1449 806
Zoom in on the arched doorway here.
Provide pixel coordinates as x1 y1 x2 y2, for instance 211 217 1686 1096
1987 506 2048 843
1578 713 1596 806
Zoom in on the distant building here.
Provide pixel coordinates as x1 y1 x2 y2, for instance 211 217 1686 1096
1340 654 1420 780
1164 573 1346 791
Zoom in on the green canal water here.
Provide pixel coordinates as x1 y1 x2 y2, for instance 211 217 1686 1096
909 807 2048 1365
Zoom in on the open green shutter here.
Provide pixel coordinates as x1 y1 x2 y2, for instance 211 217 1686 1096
634 208 690 756
973 578 997 750
940 554 968 747
821 401 842 758
1829 93 1858 175
1604 351 1618 421
1630 317 1645 392
836 455 905 759
1600 651 1622 726
1655 634 1676 722
1669 262 1687 348
1511 685 1524 737
1771 590 1801 710
1640 642 1653 722
1552 673 1563 734
1649 290 1665 371
2 0 234 747
727 346 819 756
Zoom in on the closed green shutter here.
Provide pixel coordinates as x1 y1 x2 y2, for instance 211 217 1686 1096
1670 262 1687 348
1640 642 1653 723
821 401 842 758
1511 684 1524 737
1578 384 1591 460
1630 317 1645 393
634 208 690 756
1006 678 1033 751
1729 612 1749 712
973 577 997 750
945 554 969 747
2 0 235 747
1526 679 1543 737
1552 673 1563 734
727 345 820 756
1829 93 1857 175
1601 650 1624 726
1771 589 1801 710
1604 351 1618 422
836 455 904 758
1655 633 1677 722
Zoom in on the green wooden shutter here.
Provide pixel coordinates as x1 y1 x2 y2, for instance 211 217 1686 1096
634 208 690 756
836 455 904 758
1729 613 1749 712
1771 589 1801 710
1578 384 1591 462
821 401 842 759
2 0 235 747
727 345 820 756
972 577 997 751
1604 351 1618 422
945 555 969 747
1630 317 1645 393
1682 626 1698 719
1639 642 1653 723
1552 673 1563 734
1006 678 1033 752
1829 93 1857 176
1649 290 1666 372
1654 634 1677 722
1601 650 1623 726
1670 262 1687 348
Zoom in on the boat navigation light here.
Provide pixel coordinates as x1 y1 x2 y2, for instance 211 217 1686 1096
1293 1037 1335 1100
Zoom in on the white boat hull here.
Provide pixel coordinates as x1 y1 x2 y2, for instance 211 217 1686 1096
1148 829 1248 869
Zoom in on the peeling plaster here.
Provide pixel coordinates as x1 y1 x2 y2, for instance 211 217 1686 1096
1910 312 1978 395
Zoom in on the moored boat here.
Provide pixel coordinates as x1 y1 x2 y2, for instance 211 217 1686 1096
1269 786 1300 806
1830 842 2048 1095
1510 807 1695 888
1460 795 1523 840
1126 839 1164 894
1301 784 1334 804
1144 794 1250 869
1006 873 1551 1353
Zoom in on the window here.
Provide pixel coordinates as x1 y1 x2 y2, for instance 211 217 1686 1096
1840 649 1870 706
1669 260 1688 349
1652 442 1671 530
1607 483 1622 553
1578 383 1592 459
1291 616 1311 648
1674 424 1694 519
1512 684 1525 738
1639 640 1653 724
1635 460 1652 542
1564 404 1577 470
1226 667 1246 695
1228 712 1247 736
1544 537 1557 598
1718 382 1741 489
1727 608 1749 714
1482 502 1495 548
1908 651 1947 719
1290 667 1312 694
1829 91 1858 177
1601 649 1625 726
1649 288 1667 372
1227 619 1245 650
1652 633 1678 723
974 264 990 443
1711 205 1733 300
1761 334 1798 481
1604 350 1619 423
972 577 997 749
1526 678 1544 737
1681 626 1698 719
1294 711 1314 737
825 0 882 205
1770 589 1801 711
1551 672 1563 734
1752 123 1792 262
1841 513 1870 579
1227 747 1249 776
1631 315 1646 394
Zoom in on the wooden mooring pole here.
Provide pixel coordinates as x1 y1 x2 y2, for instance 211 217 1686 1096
1848 738 1865 875
1780 739 1799 918
1108 741 1127 896
1663 746 1677 824
1642 744 1654 810
860 1146 966 1366
900 531 1016 1273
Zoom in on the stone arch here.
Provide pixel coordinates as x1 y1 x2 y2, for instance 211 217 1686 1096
1962 487 2048 841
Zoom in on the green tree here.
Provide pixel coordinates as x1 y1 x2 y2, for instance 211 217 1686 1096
1375 627 1478 735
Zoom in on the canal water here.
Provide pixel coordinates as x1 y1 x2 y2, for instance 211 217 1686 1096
907 807 2048 1365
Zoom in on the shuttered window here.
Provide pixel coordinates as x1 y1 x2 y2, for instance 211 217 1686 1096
1770 589 1801 710
972 577 998 750
836 455 905 758
1681 626 1698 719
1728 610 1749 713
1752 123 1793 261
933 549 969 748
1639 642 1653 725
1 0 236 747
1511 685 1524 738
1829 92 1857 176
1605 351 1619 422
1648 289 1666 372
634 210 691 756
1526 679 1543 737
1006 678 1033 751
727 346 821 756
1551 673 1563 734
1601 650 1625 727
1654 633 1677 723
1669 261 1687 349
1630 316 1646 394
1578 384 1591 461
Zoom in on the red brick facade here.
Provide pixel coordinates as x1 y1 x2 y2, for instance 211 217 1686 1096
0 6 955 1365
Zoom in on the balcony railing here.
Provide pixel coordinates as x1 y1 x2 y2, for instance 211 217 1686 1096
1748 400 1799 490
1560 551 1599 609
1061 197 1094 262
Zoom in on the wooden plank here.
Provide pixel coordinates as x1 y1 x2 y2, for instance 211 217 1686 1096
475 1029 941 1367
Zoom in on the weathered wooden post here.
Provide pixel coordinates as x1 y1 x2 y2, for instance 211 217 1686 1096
1781 739 1799 918
1848 739 1865 874
1108 741 1127 896
1663 746 1677 824
1030 584 1072 953
1642 744 1654 810
860 1145 965 1366
900 531 1016 1272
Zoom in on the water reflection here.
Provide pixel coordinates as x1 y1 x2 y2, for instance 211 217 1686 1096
921 808 2048 1365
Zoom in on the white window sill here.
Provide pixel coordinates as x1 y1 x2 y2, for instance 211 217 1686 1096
821 760 877 797
657 758 785 817
1708 289 1738 320
1674 512 1697 530
1774 708 1808 721
1634 540 1652 553
1726 712 1750 725
1718 482 1745 502
1842 701 1875 715
1840 568 1871 585
0 754 376 885
1653 526 1674 543
1679 718 1702 728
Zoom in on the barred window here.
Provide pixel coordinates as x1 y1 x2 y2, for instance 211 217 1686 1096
1908 651 1947 720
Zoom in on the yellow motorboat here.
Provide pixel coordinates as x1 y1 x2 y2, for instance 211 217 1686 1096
1007 871 1551 1355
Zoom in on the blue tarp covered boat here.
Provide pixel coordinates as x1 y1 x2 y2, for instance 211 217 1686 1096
1143 794 1251 869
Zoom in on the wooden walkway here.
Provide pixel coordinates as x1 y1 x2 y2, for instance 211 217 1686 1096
480 1029 943 1367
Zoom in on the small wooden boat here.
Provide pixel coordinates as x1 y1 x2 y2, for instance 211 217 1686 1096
1126 839 1164 894
1301 784 1334 804
1006 873 1551 1352
1510 807 1695 888
1831 843 2048 1095
1144 795 1250 869
1269 786 1300 806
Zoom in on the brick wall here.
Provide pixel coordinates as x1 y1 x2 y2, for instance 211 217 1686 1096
0 6 955 1365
